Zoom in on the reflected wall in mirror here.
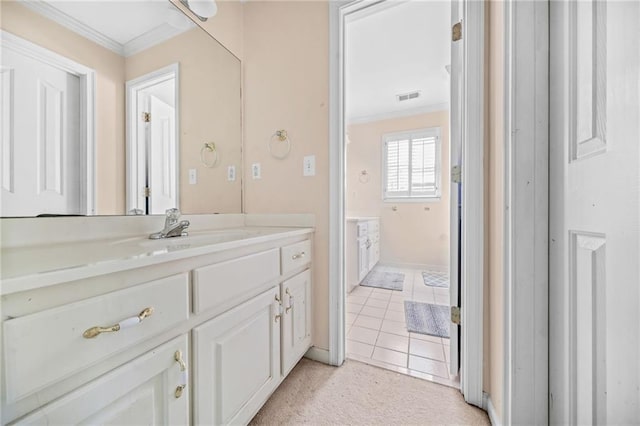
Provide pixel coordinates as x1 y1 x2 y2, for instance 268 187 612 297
0 0 242 217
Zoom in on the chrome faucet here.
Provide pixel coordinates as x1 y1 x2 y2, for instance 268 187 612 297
149 208 190 239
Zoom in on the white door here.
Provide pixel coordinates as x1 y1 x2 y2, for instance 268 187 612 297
550 1 640 424
1 46 81 216
17 335 190 425
148 94 177 214
281 270 312 375
193 286 281 425
448 0 463 377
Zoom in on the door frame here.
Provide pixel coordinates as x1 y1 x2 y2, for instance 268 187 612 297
125 63 180 215
328 0 485 407
1 30 96 215
502 0 549 423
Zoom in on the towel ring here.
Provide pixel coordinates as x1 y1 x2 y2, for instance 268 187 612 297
268 130 291 159
358 170 370 183
200 142 219 168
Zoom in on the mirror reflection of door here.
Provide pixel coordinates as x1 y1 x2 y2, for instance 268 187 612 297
126 64 178 215
1 31 94 217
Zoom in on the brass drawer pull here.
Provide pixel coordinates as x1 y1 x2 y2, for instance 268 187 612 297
291 252 306 260
82 307 154 339
174 350 188 398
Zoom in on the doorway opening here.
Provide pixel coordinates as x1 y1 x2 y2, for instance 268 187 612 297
341 0 456 387
126 63 179 215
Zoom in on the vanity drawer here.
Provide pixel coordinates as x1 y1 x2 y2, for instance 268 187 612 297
281 240 312 275
357 222 368 237
193 248 280 314
3 273 189 403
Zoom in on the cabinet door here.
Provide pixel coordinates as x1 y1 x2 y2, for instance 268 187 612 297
358 240 369 281
16 335 189 425
281 269 312 375
193 286 281 426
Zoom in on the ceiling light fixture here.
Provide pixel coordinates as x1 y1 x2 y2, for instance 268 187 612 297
179 0 217 22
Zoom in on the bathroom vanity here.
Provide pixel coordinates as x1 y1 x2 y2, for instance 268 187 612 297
0 214 314 425
345 217 380 293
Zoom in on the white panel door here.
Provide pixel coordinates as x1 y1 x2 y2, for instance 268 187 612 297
16 335 190 425
1 46 81 216
193 286 281 425
550 1 640 424
281 269 312 375
149 94 177 214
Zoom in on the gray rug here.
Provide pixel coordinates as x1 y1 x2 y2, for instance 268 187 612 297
404 301 450 338
422 271 449 288
360 269 404 291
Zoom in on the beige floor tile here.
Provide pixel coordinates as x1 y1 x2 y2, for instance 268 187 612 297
408 355 449 378
360 306 387 319
384 309 406 322
434 295 450 305
372 347 408 368
409 339 445 362
371 288 393 294
387 302 405 312
433 287 450 297
350 287 372 297
410 332 443 344
354 315 383 330
346 340 374 358
368 291 392 301
347 295 368 305
380 319 409 337
346 303 363 314
365 298 389 309
412 293 436 303
346 313 357 326
347 326 379 345
376 332 409 353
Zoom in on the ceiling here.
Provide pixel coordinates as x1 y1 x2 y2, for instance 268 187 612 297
345 0 451 123
20 0 195 57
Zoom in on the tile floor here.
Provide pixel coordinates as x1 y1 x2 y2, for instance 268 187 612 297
346 265 458 388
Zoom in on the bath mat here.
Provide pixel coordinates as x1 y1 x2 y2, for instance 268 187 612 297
360 269 404 291
421 271 449 288
404 301 450 338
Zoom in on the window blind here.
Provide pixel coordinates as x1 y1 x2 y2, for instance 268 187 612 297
384 129 440 199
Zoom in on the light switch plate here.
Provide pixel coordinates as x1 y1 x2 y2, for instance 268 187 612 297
303 155 316 176
227 165 236 182
188 169 197 184
251 163 261 179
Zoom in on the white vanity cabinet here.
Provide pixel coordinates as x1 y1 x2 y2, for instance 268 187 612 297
16 334 190 425
346 218 380 292
1 227 314 425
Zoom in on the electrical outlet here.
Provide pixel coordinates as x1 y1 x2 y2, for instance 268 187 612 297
227 165 236 182
251 163 261 179
303 155 316 176
189 169 197 184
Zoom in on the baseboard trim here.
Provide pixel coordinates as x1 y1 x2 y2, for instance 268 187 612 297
304 346 331 364
482 392 502 426
378 261 449 273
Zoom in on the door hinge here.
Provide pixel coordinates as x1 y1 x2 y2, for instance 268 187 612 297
451 306 461 325
142 112 151 123
451 165 462 183
452 21 462 42
143 186 151 197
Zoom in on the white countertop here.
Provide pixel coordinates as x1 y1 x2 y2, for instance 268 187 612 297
1 227 313 295
346 216 379 222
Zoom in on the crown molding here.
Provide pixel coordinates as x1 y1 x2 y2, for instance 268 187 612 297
346 102 449 125
124 22 194 57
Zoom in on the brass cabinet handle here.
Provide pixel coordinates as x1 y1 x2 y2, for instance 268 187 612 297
285 288 294 314
291 252 306 260
82 307 154 339
274 295 282 322
174 350 188 398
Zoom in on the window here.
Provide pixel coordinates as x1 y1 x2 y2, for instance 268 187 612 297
383 127 441 201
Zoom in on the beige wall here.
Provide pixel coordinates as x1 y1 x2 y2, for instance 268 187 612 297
126 29 242 214
346 112 450 270
487 0 505 420
242 0 330 349
1 1 126 215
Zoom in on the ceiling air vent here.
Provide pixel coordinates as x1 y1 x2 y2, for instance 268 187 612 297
397 91 421 102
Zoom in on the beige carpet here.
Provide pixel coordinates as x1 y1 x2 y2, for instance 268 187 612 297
250 358 490 425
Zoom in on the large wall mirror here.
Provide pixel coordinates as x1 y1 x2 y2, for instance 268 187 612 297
0 0 242 217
